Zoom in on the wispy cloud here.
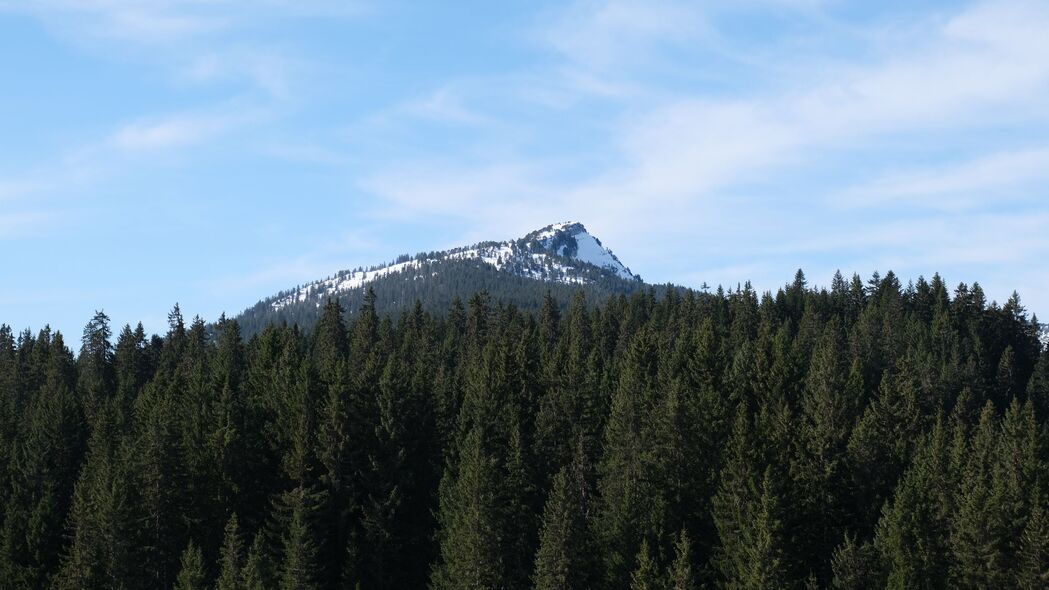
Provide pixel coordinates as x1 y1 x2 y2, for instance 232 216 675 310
0 210 63 240
0 0 365 44
541 0 710 71
0 0 362 100
111 108 261 150
359 0 1049 313
841 147 1049 210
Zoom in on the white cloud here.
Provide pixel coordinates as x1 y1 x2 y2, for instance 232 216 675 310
0 0 361 100
542 0 710 70
841 147 1049 209
111 109 257 150
398 87 494 127
0 0 364 44
358 0 1049 317
0 210 62 239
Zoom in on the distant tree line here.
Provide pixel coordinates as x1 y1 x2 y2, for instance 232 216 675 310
1 270 1048 589
236 257 648 338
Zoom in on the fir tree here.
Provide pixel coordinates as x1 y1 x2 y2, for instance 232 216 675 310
217 513 244 590
174 541 205 590
629 540 661 590
712 407 788 590
532 441 597 590
1017 504 1049 590
279 486 320 590
667 529 695 590
242 532 270 590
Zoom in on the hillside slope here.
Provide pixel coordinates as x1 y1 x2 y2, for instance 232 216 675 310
236 222 651 335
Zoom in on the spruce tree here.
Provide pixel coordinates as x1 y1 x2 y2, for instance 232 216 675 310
174 541 205 590
667 529 694 590
533 441 597 590
629 540 661 590
242 532 270 590
78 310 115 429
431 426 504 590
217 513 244 590
597 327 666 588
830 534 881 589
712 407 788 589
0 333 82 588
1017 504 1049 589
279 486 320 590
875 419 952 590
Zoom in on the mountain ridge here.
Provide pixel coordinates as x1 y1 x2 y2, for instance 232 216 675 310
236 221 651 335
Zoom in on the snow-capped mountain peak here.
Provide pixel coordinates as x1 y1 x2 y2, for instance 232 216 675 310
523 222 636 280
268 222 639 311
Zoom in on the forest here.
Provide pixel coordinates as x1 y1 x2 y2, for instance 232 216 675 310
1 270 1048 589
234 256 651 338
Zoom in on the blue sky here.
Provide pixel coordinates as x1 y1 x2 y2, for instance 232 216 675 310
3 0 1049 338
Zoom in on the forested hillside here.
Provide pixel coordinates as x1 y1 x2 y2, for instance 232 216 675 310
2 270 1048 589
235 222 646 338
235 256 650 338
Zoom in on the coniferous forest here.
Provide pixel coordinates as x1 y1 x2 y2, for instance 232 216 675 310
4 270 1049 590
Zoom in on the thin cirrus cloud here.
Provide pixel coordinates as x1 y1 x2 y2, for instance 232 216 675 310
840 147 1049 209
362 0 1049 309
4 0 1049 335
110 108 261 151
0 0 356 101
0 0 365 44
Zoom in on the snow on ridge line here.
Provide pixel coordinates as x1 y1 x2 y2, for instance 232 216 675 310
532 221 578 241
269 222 636 311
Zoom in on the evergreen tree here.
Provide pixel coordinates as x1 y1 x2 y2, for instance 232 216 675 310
597 328 666 588
629 540 661 590
1017 504 1049 589
0 272 1047 589
830 534 881 589
874 419 952 590
78 311 115 429
174 541 205 590
279 486 320 590
712 407 788 589
0 332 82 588
242 532 270 590
52 404 136 590
667 529 694 590
217 513 244 590
431 426 504 590
532 441 597 590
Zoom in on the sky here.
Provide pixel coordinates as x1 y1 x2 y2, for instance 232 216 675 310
2 0 1049 339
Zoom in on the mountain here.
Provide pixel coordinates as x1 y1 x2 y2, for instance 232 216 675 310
235 222 652 335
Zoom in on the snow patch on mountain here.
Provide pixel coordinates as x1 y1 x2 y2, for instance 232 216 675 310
268 222 639 311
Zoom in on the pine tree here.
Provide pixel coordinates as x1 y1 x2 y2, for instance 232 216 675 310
712 407 788 590
52 404 136 590
948 404 1007 588
630 540 661 590
242 532 270 590
597 327 666 588
1017 504 1049 589
848 366 925 535
533 441 597 590
667 529 694 590
78 310 115 429
0 333 82 588
217 513 244 590
174 541 205 590
431 426 504 590
830 533 881 589
875 419 952 590
795 321 859 581
132 375 188 588
279 486 320 590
